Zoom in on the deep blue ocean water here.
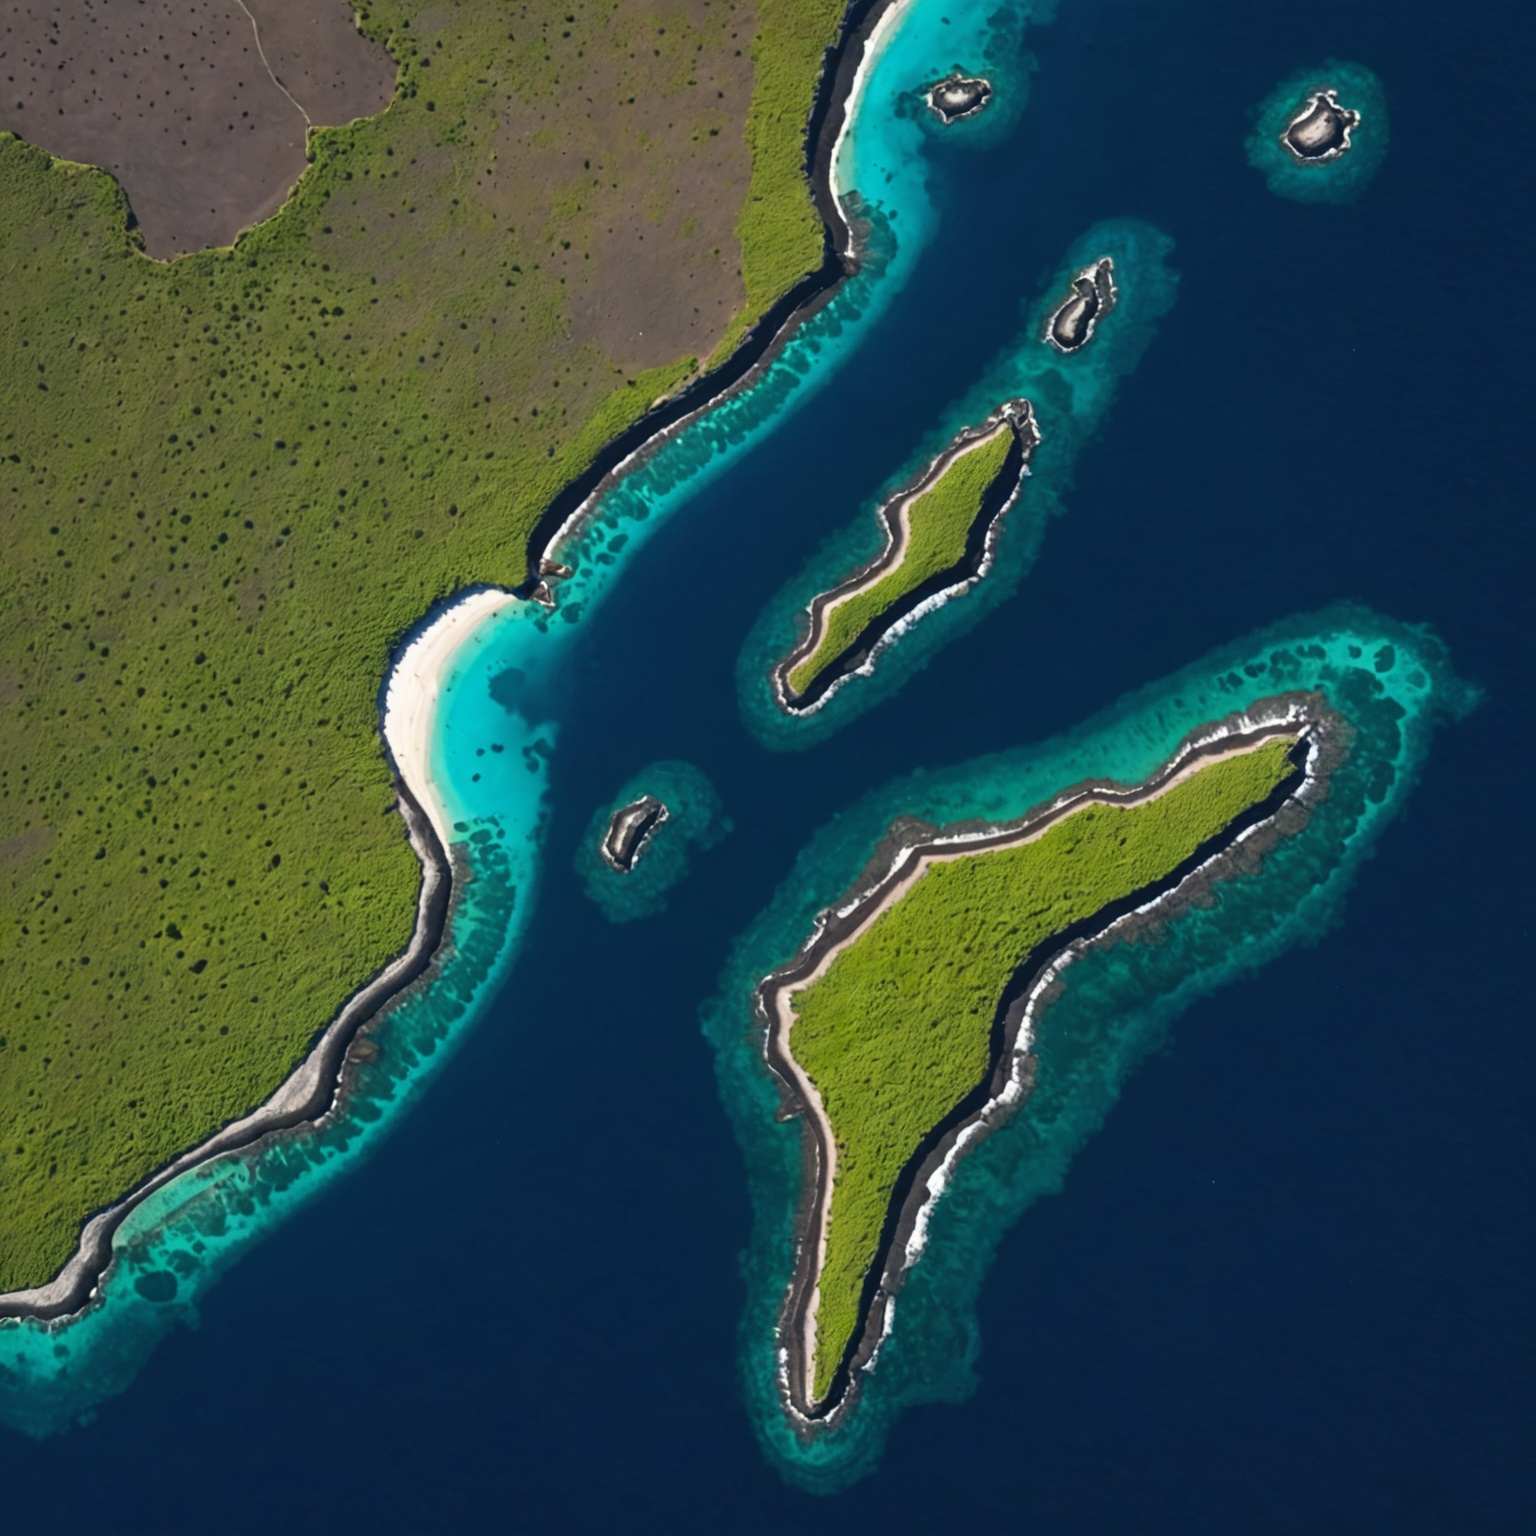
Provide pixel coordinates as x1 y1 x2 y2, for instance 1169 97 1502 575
5 0 1532 1527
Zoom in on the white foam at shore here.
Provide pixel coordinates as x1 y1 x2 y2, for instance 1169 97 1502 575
382 587 519 854
769 700 1323 1420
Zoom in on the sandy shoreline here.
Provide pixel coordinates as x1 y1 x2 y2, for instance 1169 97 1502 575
760 698 1336 1423
381 586 520 855
0 586 523 1323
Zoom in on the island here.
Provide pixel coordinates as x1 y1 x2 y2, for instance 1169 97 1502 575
706 614 1468 1482
925 71 992 125
759 705 1329 1420
578 761 731 924
773 401 1039 712
1280 87 1360 163
599 795 670 874
1042 256 1117 354
1246 62 1389 203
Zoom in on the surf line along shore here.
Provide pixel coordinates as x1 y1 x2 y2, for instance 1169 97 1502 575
0 0 914 1325
758 695 1346 1427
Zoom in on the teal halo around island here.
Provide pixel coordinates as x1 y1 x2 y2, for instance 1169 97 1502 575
577 760 731 923
702 607 1474 1491
901 0 1058 149
737 218 1178 751
1246 61 1390 203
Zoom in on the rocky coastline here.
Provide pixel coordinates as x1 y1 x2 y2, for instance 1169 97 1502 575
0 0 908 1326
600 795 670 873
1043 256 1118 354
757 695 1345 1425
772 399 1039 714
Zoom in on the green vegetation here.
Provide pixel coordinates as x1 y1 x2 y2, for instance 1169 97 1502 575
0 0 848 1292
788 735 1298 1402
784 419 1016 699
719 0 850 360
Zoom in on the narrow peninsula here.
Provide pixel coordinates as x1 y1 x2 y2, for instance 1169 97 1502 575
1043 257 1117 354
773 402 1038 712
759 700 1337 1423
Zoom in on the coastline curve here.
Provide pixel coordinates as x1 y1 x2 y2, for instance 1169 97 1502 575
0 0 903 1325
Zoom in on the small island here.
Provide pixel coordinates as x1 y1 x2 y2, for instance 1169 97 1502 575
759 703 1335 1422
773 402 1038 712
599 794 669 874
578 761 730 923
925 71 992 125
1042 256 1117 354
1246 62 1388 203
1280 87 1360 163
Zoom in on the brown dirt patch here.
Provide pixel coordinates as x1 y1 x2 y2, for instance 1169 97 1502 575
486 0 755 371
0 0 394 258
242 0 397 127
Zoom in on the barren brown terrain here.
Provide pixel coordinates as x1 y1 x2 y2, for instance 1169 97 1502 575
0 0 395 255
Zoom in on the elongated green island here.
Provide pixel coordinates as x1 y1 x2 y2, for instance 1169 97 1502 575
761 704 1328 1417
774 402 1037 710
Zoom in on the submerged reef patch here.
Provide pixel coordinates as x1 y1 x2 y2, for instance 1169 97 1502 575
738 219 1178 750
578 762 730 923
703 609 1473 1490
1246 61 1388 202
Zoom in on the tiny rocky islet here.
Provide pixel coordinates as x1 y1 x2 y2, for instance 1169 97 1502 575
599 796 671 875
924 70 992 124
1281 86 1361 162
1043 256 1118 354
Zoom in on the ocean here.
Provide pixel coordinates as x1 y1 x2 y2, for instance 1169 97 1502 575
3 0 1532 1527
